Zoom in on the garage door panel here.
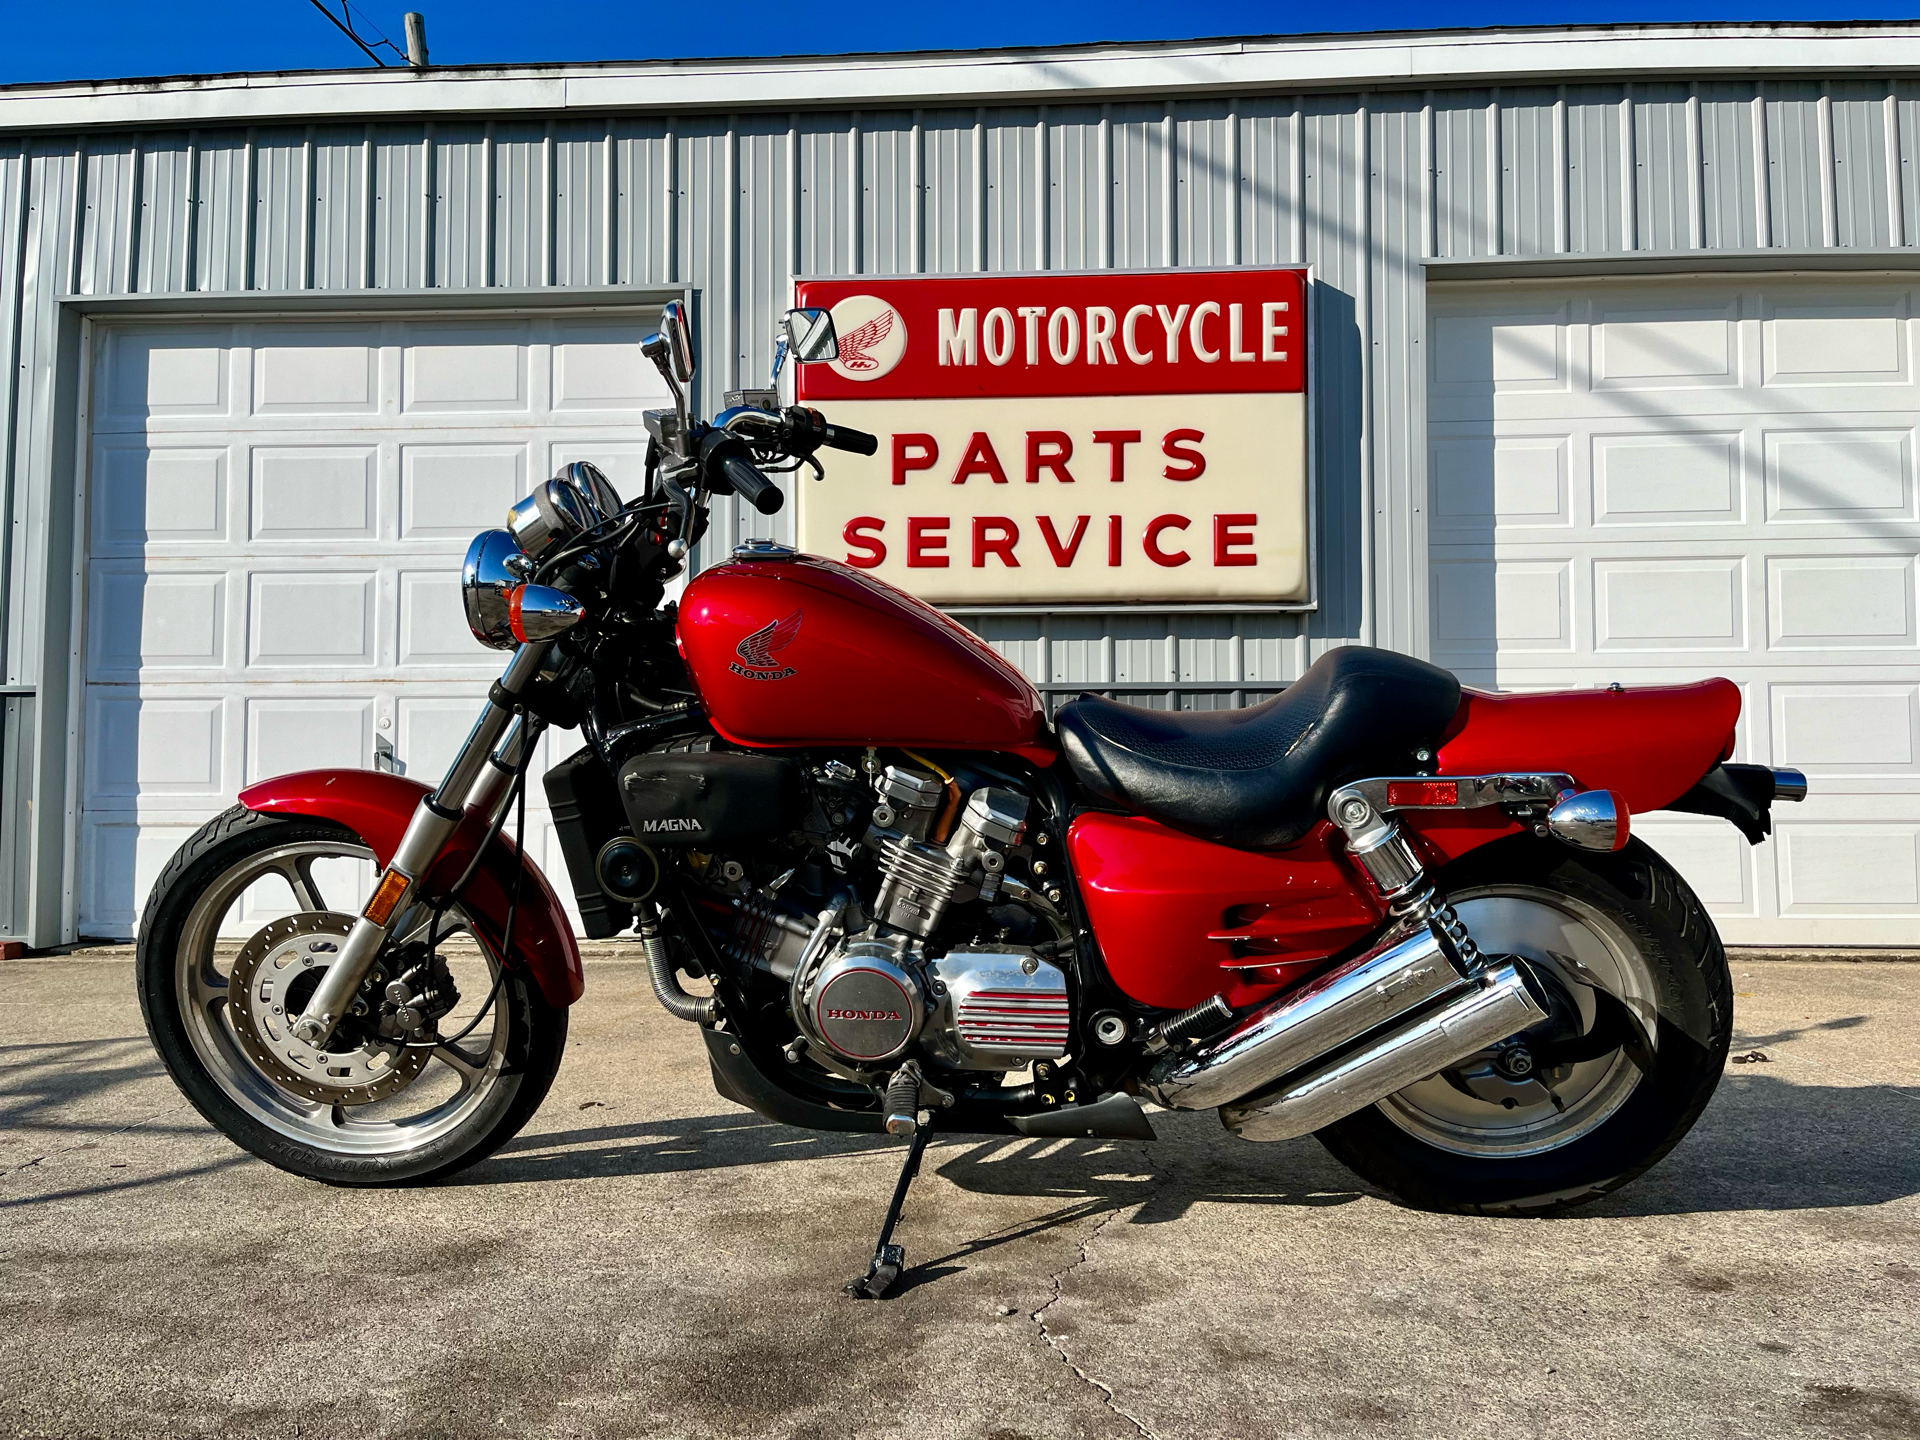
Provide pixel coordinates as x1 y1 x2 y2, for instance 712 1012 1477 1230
1591 302 1741 390
249 446 379 541
399 321 531 414
89 567 228 675
1593 431 1745 526
1779 822 1920 913
84 693 225 802
92 443 231 551
1771 681 1920 778
400 443 526 537
1762 295 1910 387
1762 426 1916 523
247 572 378 668
398 572 494 668
551 318 669 412
245 697 372 781
1595 556 1747 651
1431 557 1573 668
1766 554 1917 650
251 325 381 416
99 326 233 425
1428 305 1571 423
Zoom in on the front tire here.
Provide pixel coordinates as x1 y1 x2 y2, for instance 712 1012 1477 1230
137 805 567 1186
1315 836 1732 1215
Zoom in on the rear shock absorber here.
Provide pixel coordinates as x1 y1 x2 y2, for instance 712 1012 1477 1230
1331 790 1481 975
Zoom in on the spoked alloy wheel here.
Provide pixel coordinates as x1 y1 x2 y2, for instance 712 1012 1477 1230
1315 837 1732 1215
138 806 566 1186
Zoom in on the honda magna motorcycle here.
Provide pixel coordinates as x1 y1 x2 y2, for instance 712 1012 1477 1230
140 301 1807 1298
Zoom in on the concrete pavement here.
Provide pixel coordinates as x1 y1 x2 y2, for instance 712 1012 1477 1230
1 957 1915 1440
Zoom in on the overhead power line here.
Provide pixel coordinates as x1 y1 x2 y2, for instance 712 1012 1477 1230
303 0 409 68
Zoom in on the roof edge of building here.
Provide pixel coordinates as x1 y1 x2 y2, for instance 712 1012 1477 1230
7 21 1920 133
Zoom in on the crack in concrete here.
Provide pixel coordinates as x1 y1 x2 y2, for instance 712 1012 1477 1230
1026 1144 1175 1440
0 1100 194 1184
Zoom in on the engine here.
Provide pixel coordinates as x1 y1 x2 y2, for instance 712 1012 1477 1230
710 759 1072 1077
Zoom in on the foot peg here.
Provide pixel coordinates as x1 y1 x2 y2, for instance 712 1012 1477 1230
846 1123 930 1301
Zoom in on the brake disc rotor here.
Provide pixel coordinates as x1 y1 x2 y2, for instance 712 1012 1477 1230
226 913 430 1106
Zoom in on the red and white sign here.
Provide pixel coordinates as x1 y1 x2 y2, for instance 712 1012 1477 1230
793 268 1310 606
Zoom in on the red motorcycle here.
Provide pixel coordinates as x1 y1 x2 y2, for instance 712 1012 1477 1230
138 302 1806 1298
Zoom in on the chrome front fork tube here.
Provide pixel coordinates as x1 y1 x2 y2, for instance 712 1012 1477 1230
289 643 551 1047
1332 792 1482 975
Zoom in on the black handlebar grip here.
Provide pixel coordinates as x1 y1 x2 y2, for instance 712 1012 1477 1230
820 422 880 457
718 452 785 515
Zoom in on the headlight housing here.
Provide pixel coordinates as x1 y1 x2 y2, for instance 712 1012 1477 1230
462 529 527 650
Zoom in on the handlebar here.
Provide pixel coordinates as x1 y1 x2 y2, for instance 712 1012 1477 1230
717 451 785 515
816 419 879 456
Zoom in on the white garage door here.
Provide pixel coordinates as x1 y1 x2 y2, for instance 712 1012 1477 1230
80 312 668 937
1430 275 1920 947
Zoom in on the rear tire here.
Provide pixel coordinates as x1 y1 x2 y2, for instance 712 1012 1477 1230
1315 835 1731 1216
137 805 567 1187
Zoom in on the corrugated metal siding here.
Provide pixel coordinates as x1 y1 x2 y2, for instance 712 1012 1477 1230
3 74 1920 907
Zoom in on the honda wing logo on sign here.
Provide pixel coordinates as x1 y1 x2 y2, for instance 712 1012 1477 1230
793 269 1311 607
730 610 802 681
827 296 907 379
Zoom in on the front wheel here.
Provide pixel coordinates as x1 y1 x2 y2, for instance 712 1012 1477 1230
136 805 567 1186
1315 836 1732 1215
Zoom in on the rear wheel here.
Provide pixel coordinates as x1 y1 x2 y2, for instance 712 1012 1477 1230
136 805 567 1186
1315 836 1731 1215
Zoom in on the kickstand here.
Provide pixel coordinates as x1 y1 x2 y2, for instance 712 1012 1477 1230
845 1124 930 1300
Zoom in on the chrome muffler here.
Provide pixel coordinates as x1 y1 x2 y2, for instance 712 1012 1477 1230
1220 962 1546 1141
1145 922 1548 1142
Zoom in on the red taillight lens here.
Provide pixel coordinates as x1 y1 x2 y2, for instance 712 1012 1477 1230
1387 780 1459 808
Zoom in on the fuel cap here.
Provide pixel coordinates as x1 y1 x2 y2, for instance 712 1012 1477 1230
732 539 796 562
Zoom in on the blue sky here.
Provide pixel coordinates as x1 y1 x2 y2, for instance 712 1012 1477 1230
6 1 1915 86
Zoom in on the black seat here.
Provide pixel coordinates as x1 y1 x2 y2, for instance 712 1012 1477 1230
1055 646 1463 851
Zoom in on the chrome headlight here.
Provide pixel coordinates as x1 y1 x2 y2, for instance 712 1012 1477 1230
462 529 527 650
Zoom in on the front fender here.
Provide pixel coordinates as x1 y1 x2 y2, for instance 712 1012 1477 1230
237 768 584 1008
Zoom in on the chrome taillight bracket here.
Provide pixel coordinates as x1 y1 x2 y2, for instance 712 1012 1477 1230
1330 772 1578 819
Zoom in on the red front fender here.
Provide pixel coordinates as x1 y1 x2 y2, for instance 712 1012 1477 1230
236 769 584 1008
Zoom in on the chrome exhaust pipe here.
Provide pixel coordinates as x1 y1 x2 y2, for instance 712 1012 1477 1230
1219 962 1547 1141
1147 921 1474 1113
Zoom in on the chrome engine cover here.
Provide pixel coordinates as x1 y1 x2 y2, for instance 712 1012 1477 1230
804 940 927 1064
924 946 1071 1070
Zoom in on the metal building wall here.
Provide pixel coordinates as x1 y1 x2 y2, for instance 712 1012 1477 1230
4 72 1919 936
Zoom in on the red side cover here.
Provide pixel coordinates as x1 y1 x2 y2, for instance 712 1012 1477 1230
237 769 584 1008
1068 813 1384 1011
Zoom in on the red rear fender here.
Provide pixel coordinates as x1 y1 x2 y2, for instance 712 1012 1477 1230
237 769 584 1008
1410 679 1741 866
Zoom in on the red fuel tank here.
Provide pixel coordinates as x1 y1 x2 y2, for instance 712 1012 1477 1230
678 553 1053 760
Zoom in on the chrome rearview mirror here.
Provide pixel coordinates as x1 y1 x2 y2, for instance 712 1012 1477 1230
781 307 839 363
644 300 696 385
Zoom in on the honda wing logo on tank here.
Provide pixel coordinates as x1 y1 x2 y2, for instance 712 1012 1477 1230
730 609 802 681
